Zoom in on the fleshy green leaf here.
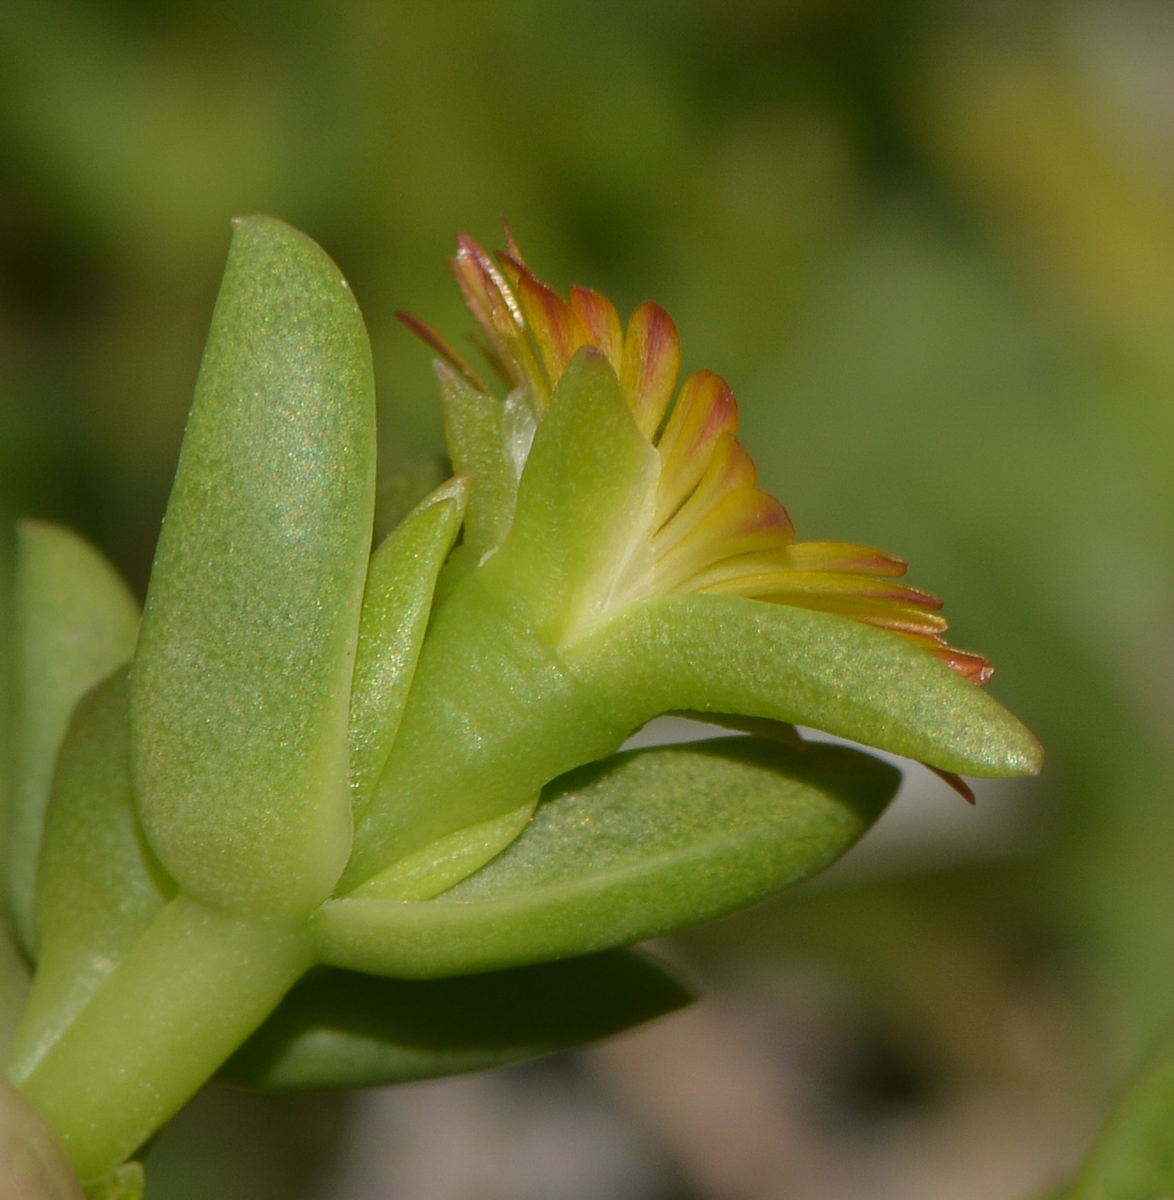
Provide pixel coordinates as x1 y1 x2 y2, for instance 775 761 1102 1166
130 215 376 917
568 594 1042 778
8 521 139 955
477 348 658 642
317 737 898 978
1052 1027 1174 1199
217 950 692 1091
339 576 601 891
438 363 515 559
5 671 171 1083
349 476 468 816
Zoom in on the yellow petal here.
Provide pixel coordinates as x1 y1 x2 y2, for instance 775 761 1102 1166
654 488 793 593
776 540 908 576
654 433 761 550
655 371 739 521
621 303 680 439
570 286 623 374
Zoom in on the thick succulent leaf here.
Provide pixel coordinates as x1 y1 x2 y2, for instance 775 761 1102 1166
5 671 171 1083
317 737 898 978
478 348 658 643
349 476 468 815
9 521 139 954
438 363 515 559
340 579 598 890
1052 1028 1174 1199
130 216 376 917
217 950 691 1091
567 594 1042 778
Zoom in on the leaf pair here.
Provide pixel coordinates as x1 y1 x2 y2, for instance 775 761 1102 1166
3 217 1042 1180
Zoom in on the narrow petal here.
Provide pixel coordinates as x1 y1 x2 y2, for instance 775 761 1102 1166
654 489 794 594
654 433 761 549
452 236 549 404
504 255 591 382
655 371 739 521
500 213 525 264
451 235 522 377
902 633 995 684
700 570 943 609
570 286 623 374
780 541 908 577
621 303 680 439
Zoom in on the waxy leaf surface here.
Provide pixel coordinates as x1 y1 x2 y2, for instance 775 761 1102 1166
569 594 1042 777
318 737 898 978
9 522 138 954
6 672 170 1083
349 477 467 815
131 215 376 916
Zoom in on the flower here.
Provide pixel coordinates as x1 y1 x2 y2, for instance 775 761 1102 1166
400 226 992 685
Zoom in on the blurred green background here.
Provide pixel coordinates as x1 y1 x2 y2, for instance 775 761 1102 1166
3 1 1174 1196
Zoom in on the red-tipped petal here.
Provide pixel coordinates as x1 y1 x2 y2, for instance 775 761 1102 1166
897 633 994 684
655 371 740 522
570 286 623 373
451 236 525 387
654 433 760 548
774 595 951 637
451 235 551 405
506 256 590 382
621 303 680 439
935 646 995 684
500 213 525 264
781 541 909 577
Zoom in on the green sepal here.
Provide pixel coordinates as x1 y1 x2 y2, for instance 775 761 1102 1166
317 737 898 978
217 950 692 1091
8 521 139 955
568 594 1042 778
1051 1026 1174 1200
477 348 658 643
349 475 469 815
438 362 515 559
130 215 376 917
5 670 171 1083
84 1163 144 1200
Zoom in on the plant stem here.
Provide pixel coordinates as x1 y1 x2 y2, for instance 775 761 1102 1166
12 892 312 1182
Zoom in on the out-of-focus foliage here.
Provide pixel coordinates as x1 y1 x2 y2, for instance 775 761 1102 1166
2 0 1174 1195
